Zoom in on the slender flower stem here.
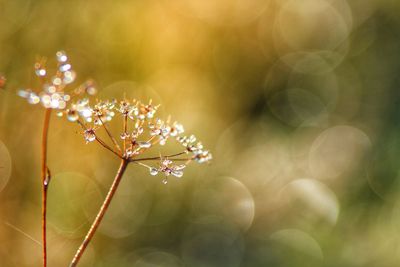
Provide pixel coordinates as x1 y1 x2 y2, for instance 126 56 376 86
69 159 129 267
41 108 52 267
95 137 122 158
97 116 121 152
123 115 127 153
76 120 122 158
130 151 188 162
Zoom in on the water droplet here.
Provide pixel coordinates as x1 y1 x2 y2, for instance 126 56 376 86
150 168 158 176
50 99 60 108
86 85 97 96
58 100 66 109
175 164 186 170
120 132 130 140
162 178 168 184
172 170 183 178
84 130 96 143
59 63 71 72
17 89 30 98
63 71 76 84
52 77 62 86
138 141 151 149
66 110 79 121
81 108 92 118
35 68 46 77
159 138 167 146
28 93 40 104
47 85 56 93
56 51 68 62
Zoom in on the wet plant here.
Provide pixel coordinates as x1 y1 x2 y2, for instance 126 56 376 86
18 51 96 267
64 97 212 266
19 52 212 267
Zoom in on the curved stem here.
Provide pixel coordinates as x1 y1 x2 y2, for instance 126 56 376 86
69 159 129 267
41 108 52 267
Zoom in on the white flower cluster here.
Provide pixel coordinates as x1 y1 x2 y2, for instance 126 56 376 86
18 51 96 109
18 51 211 184
69 98 212 182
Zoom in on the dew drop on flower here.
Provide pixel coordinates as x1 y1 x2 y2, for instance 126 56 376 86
120 132 130 140
28 93 40 104
138 141 151 149
35 68 46 77
17 89 30 98
172 170 183 178
59 63 71 72
63 71 76 84
52 77 62 86
86 85 97 96
84 129 96 143
56 51 68 62
150 168 158 176
175 164 186 170
81 108 92 118
47 85 56 94
67 110 79 122
162 178 168 184
159 138 166 146
58 100 66 109
51 99 60 108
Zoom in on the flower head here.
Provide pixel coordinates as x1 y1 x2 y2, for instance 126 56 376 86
18 51 97 110
69 97 212 183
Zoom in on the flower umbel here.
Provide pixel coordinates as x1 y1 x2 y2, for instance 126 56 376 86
71 97 212 183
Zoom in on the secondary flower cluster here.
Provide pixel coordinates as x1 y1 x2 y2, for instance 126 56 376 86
18 51 96 109
66 98 212 183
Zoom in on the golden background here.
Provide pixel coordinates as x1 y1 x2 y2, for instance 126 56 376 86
1 0 400 266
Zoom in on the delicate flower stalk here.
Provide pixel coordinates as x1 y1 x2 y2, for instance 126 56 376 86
18 51 97 267
41 108 51 267
19 51 211 267
68 97 212 266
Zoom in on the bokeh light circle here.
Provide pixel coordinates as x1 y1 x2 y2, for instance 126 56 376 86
275 0 350 52
280 178 340 226
48 172 102 238
190 176 255 232
134 251 183 267
309 125 371 179
181 223 244 267
269 229 323 261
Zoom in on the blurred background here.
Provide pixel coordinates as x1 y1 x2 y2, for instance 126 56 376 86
1 0 400 266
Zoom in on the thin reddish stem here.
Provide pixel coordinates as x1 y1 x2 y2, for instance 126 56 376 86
41 108 52 267
76 120 122 159
97 116 121 152
69 159 129 267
